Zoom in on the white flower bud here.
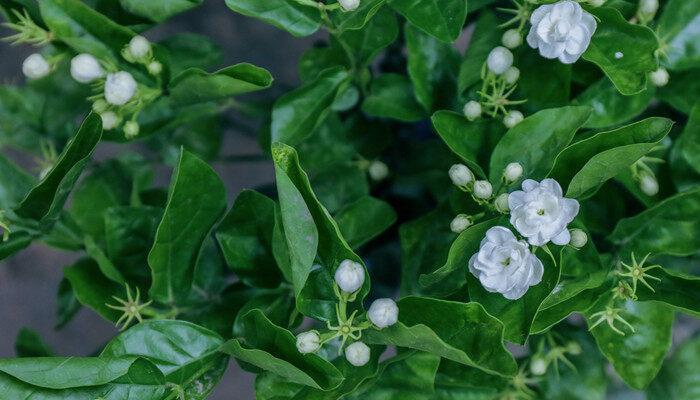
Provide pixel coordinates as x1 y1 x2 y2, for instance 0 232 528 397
639 0 658 15
334 259 365 293
450 214 472 233
104 71 137 106
338 0 360 11
22 53 50 79
569 228 588 248
650 68 669 87
463 100 482 121
128 35 151 59
527 1 597 64
296 331 321 354
566 341 582 355
495 193 510 213
368 298 399 329
473 180 493 199
588 0 605 7
504 162 523 182
100 112 120 130
530 357 548 376
503 66 520 85
368 160 389 181
503 110 524 128
92 99 108 113
70 53 103 83
345 342 370 366
639 173 659 196
124 121 139 138
502 29 522 49
449 164 474 187
487 46 514 75
148 61 163 75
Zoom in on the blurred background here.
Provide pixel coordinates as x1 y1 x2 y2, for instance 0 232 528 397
0 1 320 398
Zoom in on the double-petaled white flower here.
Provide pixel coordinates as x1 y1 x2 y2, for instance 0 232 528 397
334 259 365 293
345 341 370 366
296 331 321 354
22 53 50 79
527 1 596 64
70 54 103 83
469 226 544 300
508 179 579 246
367 298 398 329
104 71 137 105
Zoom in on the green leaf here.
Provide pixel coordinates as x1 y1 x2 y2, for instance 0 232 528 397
220 310 343 390
364 296 517 376
405 22 459 112
658 69 700 114
550 117 673 199
647 335 700 399
271 68 350 145
119 0 202 22
574 78 654 129
351 352 440 399
160 33 223 76
582 7 658 95
55 277 81 329
609 188 700 257
587 300 673 389
0 153 34 210
328 0 385 32
389 0 467 42
64 258 122 321
337 6 398 66
169 63 273 106
458 11 500 93
670 103 700 191
224 0 321 37
488 106 591 183
517 49 572 110
216 189 282 288
15 328 54 357
335 196 396 249
15 113 102 225
629 264 700 317
148 149 226 305
361 73 426 122
657 0 700 71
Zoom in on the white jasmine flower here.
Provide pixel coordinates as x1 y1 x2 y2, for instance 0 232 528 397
22 53 50 79
503 66 520 85
569 228 588 248
495 193 510 213
368 160 389 181
639 0 658 15
463 100 482 121
147 61 162 75
650 68 669 87
502 29 522 49
469 226 544 300
104 71 137 106
334 259 365 293
530 356 548 375
449 164 474 187
639 173 659 196
450 214 472 233
338 0 360 11
474 180 493 199
128 35 151 59
296 331 321 354
345 342 370 366
504 162 524 182
70 54 103 83
124 121 139 139
504 110 524 128
526 1 597 64
367 298 399 329
509 179 580 246
100 112 120 130
487 46 514 75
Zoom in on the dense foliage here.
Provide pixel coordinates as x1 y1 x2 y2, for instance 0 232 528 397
1 0 699 398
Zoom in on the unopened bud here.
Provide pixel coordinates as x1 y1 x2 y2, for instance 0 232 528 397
450 214 472 233
569 228 588 248
502 29 522 49
503 110 524 128
463 100 482 121
473 180 493 199
495 193 510 213
449 164 474 187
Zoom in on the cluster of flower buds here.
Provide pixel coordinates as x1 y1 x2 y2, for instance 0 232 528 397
295 259 399 367
122 35 162 75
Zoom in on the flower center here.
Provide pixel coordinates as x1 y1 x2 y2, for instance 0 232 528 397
501 257 511 267
537 208 545 216
552 20 571 40
340 325 351 334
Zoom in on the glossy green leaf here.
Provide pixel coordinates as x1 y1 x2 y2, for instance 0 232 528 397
629 263 700 317
389 0 467 42
587 300 673 389
647 335 700 399
609 188 700 257
582 7 658 95
364 296 517 376
574 78 654 129
658 69 700 114
351 352 440 399
329 0 385 32
55 277 81 329
488 105 591 183
15 113 102 225
458 11 500 93
518 49 572 110
433 359 507 399
670 103 700 191
0 154 34 210
220 310 343 390
160 33 223 76
335 196 396 249
271 68 350 145
169 63 272 106
148 149 227 305
15 328 54 357
657 0 700 71
337 6 398 66
361 73 426 122
63 258 122 321
119 0 202 22
224 0 321 37
550 117 673 199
